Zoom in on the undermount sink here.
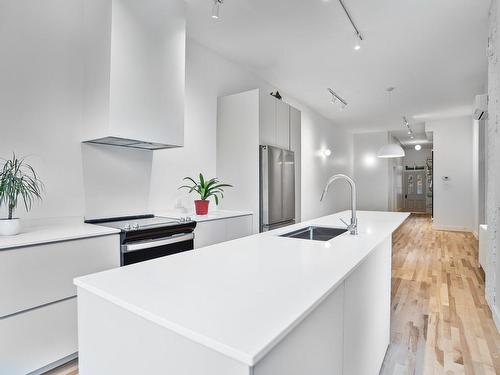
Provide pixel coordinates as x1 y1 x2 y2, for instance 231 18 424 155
280 226 348 241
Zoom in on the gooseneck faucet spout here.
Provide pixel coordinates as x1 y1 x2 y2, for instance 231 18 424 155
320 174 358 235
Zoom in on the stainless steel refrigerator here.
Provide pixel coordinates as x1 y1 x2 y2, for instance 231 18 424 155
260 145 295 232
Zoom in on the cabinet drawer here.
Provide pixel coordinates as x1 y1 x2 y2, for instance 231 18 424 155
225 216 253 241
0 234 119 317
0 297 77 375
194 221 226 249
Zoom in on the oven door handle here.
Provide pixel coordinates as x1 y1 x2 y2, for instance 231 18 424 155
121 233 194 253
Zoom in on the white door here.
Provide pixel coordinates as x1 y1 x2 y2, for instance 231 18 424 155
404 170 426 212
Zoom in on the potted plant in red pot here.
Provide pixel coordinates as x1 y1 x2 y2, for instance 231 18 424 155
179 173 232 215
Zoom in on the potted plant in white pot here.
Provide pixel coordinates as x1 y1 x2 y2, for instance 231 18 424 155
0 154 43 236
178 173 232 215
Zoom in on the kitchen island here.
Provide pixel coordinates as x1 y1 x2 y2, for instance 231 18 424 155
74 211 409 375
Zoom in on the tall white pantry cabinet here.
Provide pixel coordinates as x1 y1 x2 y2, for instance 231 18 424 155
217 89 301 233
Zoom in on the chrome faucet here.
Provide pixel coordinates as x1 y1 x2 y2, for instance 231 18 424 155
320 174 358 235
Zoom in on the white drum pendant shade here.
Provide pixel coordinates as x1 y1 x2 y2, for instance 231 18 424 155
377 144 405 158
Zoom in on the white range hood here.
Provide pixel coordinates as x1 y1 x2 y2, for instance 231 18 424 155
83 0 185 150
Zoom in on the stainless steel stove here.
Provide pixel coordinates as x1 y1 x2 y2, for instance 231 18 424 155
86 215 197 266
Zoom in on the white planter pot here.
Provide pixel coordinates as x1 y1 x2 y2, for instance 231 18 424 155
0 218 21 236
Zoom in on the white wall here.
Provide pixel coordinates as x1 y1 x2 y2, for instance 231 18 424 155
402 148 432 168
487 0 500 328
473 120 479 234
0 1 353 223
299 110 353 220
427 116 474 232
0 0 86 219
353 132 391 211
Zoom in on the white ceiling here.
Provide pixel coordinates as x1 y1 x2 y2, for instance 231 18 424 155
185 0 489 132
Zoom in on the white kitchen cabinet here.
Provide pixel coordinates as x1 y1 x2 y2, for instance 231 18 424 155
0 298 77 375
0 233 119 374
225 215 253 241
253 284 344 375
256 91 297 150
276 99 290 149
259 92 291 149
194 215 253 249
259 92 277 146
0 234 120 318
194 220 227 248
343 236 392 375
289 106 301 222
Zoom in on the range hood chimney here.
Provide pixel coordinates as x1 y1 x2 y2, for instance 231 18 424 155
83 0 185 150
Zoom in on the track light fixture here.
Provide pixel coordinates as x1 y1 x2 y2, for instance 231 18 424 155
211 0 223 19
328 88 348 111
337 0 363 50
403 116 413 138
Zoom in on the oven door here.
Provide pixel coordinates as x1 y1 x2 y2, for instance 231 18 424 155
121 233 194 266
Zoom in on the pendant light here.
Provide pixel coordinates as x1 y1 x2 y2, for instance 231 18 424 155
376 88 405 158
377 144 405 158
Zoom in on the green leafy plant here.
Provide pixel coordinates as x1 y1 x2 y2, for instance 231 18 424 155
178 173 232 205
0 154 43 220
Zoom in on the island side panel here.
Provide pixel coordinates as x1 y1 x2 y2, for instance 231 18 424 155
343 236 392 375
77 288 251 375
253 283 344 375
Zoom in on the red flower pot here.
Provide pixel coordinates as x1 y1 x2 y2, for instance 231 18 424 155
194 200 210 215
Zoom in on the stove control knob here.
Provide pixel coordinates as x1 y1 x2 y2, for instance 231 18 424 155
180 217 186 222
124 223 131 231
132 223 139 230
186 217 192 222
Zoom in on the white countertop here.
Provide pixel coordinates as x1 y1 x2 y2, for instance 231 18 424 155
75 210 409 366
156 209 253 223
0 218 120 250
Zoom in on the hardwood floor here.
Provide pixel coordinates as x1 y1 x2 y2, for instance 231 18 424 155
48 214 500 375
381 214 500 375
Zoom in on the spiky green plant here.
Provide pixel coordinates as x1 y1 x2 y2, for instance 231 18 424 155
0 154 43 220
178 173 232 205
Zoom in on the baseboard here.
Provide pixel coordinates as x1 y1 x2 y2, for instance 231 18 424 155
432 224 473 233
490 303 500 334
28 352 78 375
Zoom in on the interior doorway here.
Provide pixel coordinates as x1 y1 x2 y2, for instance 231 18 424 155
389 124 433 215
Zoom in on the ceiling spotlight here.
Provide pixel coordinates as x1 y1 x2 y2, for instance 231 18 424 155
407 131 411 135
328 88 348 111
415 145 422 151
211 0 223 19
323 149 332 157
353 33 362 50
